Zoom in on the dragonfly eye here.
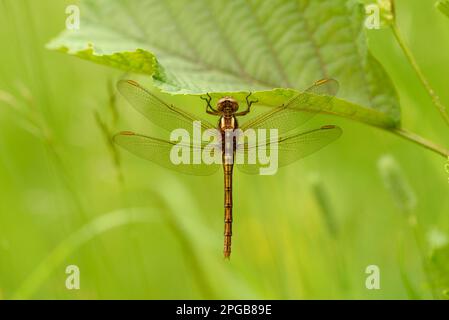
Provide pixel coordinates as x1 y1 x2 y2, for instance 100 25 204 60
217 98 239 112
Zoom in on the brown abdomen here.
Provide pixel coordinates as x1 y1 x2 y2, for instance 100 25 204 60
223 161 233 259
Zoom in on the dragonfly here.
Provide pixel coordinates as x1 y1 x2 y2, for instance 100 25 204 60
114 79 342 259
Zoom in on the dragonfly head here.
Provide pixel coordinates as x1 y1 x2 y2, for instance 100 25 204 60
217 97 239 113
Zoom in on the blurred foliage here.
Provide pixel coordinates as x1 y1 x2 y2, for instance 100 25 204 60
436 1 449 19
429 244 449 299
378 155 416 214
0 0 449 300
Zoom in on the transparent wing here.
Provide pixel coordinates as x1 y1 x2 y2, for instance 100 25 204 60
236 125 342 175
117 80 216 134
114 131 221 176
240 79 339 135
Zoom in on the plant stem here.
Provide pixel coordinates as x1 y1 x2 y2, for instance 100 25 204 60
397 235 421 299
408 215 438 299
391 23 449 127
392 128 449 158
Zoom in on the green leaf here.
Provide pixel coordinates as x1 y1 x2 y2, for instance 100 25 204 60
48 0 400 128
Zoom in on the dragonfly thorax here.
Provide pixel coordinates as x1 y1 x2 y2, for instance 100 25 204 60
217 97 239 114
219 115 237 131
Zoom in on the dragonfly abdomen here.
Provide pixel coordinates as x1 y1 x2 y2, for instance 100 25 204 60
223 159 234 259
220 114 237 259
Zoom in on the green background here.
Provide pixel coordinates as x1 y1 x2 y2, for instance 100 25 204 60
0 0 448 299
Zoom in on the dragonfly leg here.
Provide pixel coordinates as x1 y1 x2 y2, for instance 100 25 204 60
236 92 258 116
201 93 220 114
246 92 259 109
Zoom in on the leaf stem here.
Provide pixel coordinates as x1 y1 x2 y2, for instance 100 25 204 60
391 23 449 127
392 127 449 158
